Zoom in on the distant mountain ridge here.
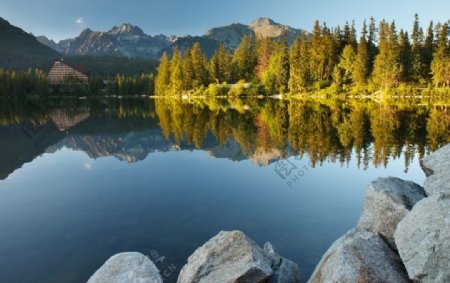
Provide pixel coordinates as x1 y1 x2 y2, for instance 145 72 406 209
37 17 309 58
0 17 59 70
37 23 173 59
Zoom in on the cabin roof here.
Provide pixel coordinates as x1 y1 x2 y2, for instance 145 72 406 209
47 60 88 85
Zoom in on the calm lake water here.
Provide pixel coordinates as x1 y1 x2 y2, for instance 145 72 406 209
0 97 448 283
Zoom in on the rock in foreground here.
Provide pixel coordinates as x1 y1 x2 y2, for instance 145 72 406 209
177 230 300 283
87 252 163 283
420 144 450 195
394 192 450 283
308 228 409 283
357 177 426 249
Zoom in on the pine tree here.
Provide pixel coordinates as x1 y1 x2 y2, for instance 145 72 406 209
367 17 378 75
278 36 290 93
431 23 450 87
410 14 426 82
310 21 338 84
399 30 412 82
338 45 356 83
218 43 232 82
210 43 232 83
182 47 194 90
298 33 312 89
354 21 369 86
155 52 171 96
423 21 435 81
169 48 184 95
372 21 403 88
232 35 257 82
289 37 302 93
191 42 209 87
255 36 273 80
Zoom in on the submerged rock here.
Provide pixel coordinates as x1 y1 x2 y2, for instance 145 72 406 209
308 228 409 283
177 231 273 283
394 192 450 283
357 177 426 249
87 252 163 283
420 143 450 195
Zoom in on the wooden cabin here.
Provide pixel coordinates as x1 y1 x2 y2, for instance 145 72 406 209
47 60 88 86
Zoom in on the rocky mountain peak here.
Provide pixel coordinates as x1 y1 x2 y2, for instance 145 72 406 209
109 23 144 36
250 17 277 27
79 28 94 37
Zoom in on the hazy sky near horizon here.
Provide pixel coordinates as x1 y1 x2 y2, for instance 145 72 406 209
1 0 449 41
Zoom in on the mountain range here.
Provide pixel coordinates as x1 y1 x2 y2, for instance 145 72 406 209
36 17 308 59
0 16 308 70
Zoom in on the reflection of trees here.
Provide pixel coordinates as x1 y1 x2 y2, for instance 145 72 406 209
155 97 449 170
0 97 448 170
427 107 450 151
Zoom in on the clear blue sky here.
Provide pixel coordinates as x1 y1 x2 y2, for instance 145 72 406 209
1 0 449 41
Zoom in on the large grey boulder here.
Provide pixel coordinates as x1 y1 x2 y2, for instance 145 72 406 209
87 252 163 283
357 177 426 249
264 242 300 283
308 228 409 283
420 143 450 195
177 231 273 283
394 192 450 283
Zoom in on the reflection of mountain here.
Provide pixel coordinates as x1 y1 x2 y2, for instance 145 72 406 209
0 123 63 180
50 129 180 163
0 114 264 180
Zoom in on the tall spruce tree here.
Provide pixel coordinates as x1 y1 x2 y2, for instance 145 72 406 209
182 47 194 90
431 23 450 87
373 21 403 88
399 30 412 82
289 37 302 93
367 17 378 75
411 14 426 82
191 42 209 87
423 21 435 81
338 45 356 83
354 21 369 86
169 48 184 95
155 52 171 96
278 36 290 93
255 36 273 80
232 35 257 82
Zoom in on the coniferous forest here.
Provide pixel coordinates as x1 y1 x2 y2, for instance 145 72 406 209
155 15 450 96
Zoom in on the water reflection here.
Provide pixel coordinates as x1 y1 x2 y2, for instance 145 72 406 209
0 96 448 283
0 97 448 180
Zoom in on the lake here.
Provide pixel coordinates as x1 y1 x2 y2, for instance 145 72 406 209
0 97 448 282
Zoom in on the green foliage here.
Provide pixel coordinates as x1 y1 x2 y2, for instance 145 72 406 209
231 36 257 82
431 23 450 87
0 68 50 97
373 21 403 88
109 73 154 95
204 82 228 96
228 80 247 96
354 21 369 87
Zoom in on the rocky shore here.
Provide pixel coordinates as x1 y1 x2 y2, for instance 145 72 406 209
88 144 450 283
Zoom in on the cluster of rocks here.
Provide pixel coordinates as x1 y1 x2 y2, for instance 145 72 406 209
309 143 450 283
88 231 300 283
88 144 449 283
